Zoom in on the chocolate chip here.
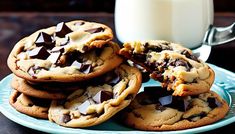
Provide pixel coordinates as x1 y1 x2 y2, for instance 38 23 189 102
142 71 150 83
77 100 94 115
85 27 104 34
107 72 121 86
181 50 200 62
207 97 221 109
187 112 207 121
55 22 72 38
28 66 48 78
80 64 91 74
144 86 171 97
35 32 55 49
28 46 50 59
132 53 146 63
169 59 192 71
151 72 163 82
159 95 173 106
71 60 82 69
172 97 190 112
95 48 103 57
47 51 61 64
92 91 113 103
62 114 71 123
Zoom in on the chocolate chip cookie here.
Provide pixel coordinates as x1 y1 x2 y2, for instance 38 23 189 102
9 90 51 119
119 40 215 96
48 64 142 127
11 76 71 99
120 86 229 131
8 33 123 82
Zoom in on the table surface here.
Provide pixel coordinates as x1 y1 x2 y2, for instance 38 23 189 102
0 12 235 133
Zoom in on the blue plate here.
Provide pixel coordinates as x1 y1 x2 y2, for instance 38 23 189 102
0 63 235 134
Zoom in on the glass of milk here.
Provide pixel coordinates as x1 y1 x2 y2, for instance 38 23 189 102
114 0 214 49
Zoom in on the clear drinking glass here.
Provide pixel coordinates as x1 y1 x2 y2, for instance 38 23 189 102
114 0 214 49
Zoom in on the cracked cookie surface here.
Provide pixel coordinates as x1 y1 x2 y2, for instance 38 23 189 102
119 40 215 96
120 87 229 131
9 90 51 119
48 64 142 127
8 37 122 82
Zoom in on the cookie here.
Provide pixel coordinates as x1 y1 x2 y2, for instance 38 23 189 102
48 64 142 127
9 90 51 119
120 86 229 131
8 36 123 82
119 40 215 96
11 75 71 99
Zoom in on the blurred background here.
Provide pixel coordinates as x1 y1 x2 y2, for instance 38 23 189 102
0 0 235 12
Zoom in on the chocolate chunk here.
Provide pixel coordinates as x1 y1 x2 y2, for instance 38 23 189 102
151 72 164 82
55 22 72 38
132 53 146 63
170 59 192 71
108 72 121 86
77 100 93 115
35 32 55 49
207 97 221 108
142 71 150 83
28 66 48 78
92 91 113 103
80 64 91 74
28 46 50 59
187 112 207 121
143 87 164 104
95 48 103 57
172 97 190 112
47 51 61 64
159 95 173 106
181 50 200 62
71 60 82 69
62 114 71 123
144 86 171 97
85 27 104 34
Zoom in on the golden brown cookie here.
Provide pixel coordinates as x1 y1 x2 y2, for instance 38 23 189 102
120 86 229 131
119 40 215 96
11 75 71 99
48 64 142 127
8 35 123 82
9 90 51 119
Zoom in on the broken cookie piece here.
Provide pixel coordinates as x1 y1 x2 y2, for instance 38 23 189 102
119 40 215 96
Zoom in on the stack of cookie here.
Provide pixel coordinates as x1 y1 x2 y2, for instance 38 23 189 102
119 40 229 130
7 20 229 130
7 20 142 127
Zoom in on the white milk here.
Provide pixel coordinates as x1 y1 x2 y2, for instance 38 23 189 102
115 0 214 48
